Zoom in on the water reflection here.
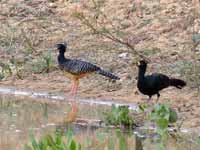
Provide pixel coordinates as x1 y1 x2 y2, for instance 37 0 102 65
0 95 198 150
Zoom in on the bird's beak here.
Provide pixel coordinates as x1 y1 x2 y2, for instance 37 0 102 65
136 61 140 66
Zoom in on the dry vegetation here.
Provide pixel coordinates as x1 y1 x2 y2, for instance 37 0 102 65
0 0 200 127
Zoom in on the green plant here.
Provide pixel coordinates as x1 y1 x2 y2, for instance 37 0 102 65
42 50 53 73
196 136 200 146
150 104 177 128
9 56 24 79
26 51 53 74
25 130 81 150
103 104 134 127
95 129 136 150
116 130 128 150
149 104 178 150
29 59 47 74
0 60 12 80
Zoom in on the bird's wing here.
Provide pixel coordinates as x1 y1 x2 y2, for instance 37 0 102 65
63 59 100 75
150 73 170 90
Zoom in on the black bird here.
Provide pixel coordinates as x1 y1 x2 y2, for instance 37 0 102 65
136 60 186 101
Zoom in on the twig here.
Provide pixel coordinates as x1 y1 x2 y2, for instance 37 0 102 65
74 9 150 62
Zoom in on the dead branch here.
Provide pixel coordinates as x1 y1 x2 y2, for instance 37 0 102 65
73 8 150 62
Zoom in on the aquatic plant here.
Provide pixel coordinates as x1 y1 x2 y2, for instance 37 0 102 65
196 136 200 146
25 130 81 150
103 104 134 127
149 103 178 150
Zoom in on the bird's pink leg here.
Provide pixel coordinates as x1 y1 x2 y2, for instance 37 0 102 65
72 80 79 96
66 80 79 122
70 80 79 96
70 81 75 95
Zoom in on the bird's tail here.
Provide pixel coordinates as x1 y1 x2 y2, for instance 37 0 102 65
170 78 186 89
97 69 120 80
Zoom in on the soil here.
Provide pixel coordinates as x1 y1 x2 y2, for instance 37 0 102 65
0 0 200 129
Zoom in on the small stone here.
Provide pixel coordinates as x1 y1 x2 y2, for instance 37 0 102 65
118 52 131 60
49 3 57 8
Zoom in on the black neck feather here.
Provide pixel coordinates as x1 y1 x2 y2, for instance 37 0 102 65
58 50 70 64
138 65 147 81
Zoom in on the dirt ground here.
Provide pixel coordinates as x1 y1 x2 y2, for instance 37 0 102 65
0 0 200 128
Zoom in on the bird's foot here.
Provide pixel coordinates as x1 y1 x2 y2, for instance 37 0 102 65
64 102 79 123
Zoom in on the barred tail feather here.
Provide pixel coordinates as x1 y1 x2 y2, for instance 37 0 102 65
98 69 120 80
170 78 186 89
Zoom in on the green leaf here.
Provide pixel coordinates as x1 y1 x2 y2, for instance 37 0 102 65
104 104 134 127
196 136 200 145
169 110 177 123
117 131 127 150
30 133 39 150
55 131 62 145
70 140 76 150
78 143 81 150
138 104 146 113
65 129 73 145
157 118 168 129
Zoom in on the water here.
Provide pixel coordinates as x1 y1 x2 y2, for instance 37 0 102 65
0 90 199 150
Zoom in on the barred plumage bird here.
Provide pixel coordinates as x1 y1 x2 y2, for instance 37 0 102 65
56 43 120 96
136 60 186 102
56 43 120 120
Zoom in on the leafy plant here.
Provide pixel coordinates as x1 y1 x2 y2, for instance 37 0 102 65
103 104 134 127
42 50 53 73
26 51 54 74
0 60 12 80
196 136 200 146
25 130 81 150
149 104 178 150
150 104 177 129
30 59 47 74
116 130 128 150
